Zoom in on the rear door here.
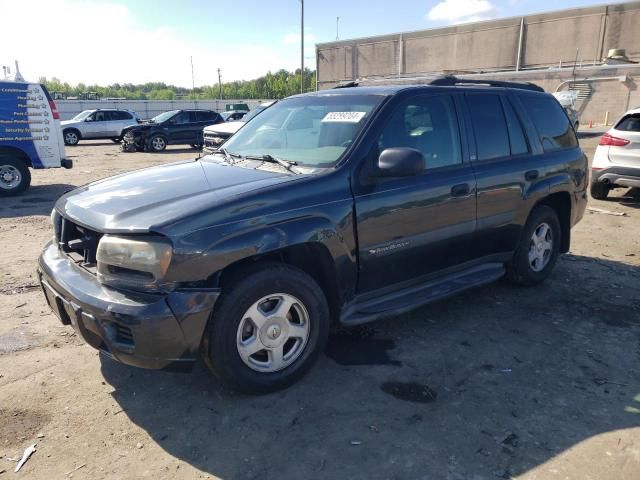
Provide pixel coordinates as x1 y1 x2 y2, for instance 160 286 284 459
464 92 546 258
609 113 640 167
353 92 477 293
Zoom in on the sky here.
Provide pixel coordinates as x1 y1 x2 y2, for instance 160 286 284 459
0 0 622 88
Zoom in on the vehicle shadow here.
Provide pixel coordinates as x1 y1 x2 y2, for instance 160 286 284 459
101 254 640 479
606 188 640 208
0 184 75 218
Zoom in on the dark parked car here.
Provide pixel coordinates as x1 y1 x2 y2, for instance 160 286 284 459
121 109 223 152
39 77 588 394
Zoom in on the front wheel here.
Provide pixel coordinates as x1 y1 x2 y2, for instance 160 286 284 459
111 137 122 143
0 156 31 196
204 263 330 394
506 205 561 286
147 135 167 152
63 129 80 146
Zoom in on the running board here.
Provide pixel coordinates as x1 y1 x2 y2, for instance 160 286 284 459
340 263 505 326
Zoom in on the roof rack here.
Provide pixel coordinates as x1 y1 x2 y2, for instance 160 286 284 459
333 80 359 89
429 75 544 92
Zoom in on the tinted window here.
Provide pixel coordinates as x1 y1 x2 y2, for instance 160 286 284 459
616 113 640 132
519 94 578 151
171 112 191 124
502 98 529 155
112 111 132 120
467 94 510 161
378 95 461 170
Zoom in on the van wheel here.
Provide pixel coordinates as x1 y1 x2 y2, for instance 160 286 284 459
590 182 609 200
204 263 330 394
0 156 31 196
506 205 561 286
63 129 80 146
147 135 167 152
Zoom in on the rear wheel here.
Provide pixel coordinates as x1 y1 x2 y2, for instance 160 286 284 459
204 263 330 394
506 205 561 286
63 129 80 146
0 156 31 196
590 182 609 200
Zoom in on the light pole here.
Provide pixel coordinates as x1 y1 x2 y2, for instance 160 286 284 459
300 0 304 94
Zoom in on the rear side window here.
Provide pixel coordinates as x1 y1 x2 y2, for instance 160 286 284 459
113 111 132 120
502 98 529 155
615 113 640 132
196 111 214 121
519 94 578 151
466 94 510 161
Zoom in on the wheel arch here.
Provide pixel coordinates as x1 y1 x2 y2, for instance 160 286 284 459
0 146 32 168
534 191 571 253
214 242 342 323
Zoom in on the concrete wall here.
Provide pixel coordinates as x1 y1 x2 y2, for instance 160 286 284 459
55 99 271 120
316 1 640 89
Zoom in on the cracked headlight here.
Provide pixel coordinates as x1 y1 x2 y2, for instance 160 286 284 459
96 235 173 292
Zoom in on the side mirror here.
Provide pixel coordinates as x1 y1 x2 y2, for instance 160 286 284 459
374 147 425 177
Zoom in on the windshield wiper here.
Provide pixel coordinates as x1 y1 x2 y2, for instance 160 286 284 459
218 147 242 164
245 154 299 174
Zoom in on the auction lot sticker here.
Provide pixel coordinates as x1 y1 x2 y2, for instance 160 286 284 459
321 111 367 123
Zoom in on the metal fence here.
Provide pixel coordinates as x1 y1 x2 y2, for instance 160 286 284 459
55 99 273 120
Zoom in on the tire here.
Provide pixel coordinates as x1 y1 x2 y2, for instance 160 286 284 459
111 137 122 143
147 135 167 152
204 263 330 394
506 205 561 286
190 143 203 150
0 156 31 196
63 129 80 146
590 182 609 200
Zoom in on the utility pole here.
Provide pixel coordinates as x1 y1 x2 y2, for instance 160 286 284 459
336 16 340 41
190 56 195 91
300 0 304 94
217 68 222 100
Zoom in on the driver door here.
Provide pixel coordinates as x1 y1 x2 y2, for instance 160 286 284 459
352 93 478 293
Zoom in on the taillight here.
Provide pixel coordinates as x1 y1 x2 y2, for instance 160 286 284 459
48 100 60 120
599 133 629 147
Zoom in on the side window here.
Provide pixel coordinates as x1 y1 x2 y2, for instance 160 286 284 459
172 112 191 124
93 111 107 122
615 113 640 132
519 94 578 151
502 98 529 155
114 111 132 120
466 94 510 161
378 95 462 170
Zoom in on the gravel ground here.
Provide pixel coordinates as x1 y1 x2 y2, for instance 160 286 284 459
0 134 639 480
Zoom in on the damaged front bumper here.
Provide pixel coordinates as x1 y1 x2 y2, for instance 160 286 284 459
38 242 219 371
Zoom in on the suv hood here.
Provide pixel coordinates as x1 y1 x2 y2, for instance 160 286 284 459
204 122 243 135
56 160 293 233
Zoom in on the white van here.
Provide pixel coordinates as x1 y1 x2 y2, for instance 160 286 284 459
0 79 71 195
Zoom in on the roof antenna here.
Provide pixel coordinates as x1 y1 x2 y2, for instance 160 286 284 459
13 60 25 81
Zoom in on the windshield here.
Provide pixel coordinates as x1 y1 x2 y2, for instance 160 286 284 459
151 110 179 123
241 105 269 123
72 110 93 121
222 95 383 167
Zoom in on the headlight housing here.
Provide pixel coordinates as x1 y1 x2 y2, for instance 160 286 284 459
96 235 173 292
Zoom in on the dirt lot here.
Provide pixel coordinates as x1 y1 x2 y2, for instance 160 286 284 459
1 135 639 479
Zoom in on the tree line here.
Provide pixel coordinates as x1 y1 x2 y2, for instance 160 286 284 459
39 68 317 100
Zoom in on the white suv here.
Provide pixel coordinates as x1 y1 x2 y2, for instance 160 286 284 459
591 107 640 199
61 109 140 145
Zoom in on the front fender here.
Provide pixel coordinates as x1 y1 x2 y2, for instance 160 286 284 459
166 202 357 298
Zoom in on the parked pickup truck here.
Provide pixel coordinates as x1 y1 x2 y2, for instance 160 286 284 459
38 77 588 393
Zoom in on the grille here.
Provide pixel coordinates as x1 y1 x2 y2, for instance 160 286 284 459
113 324 134 346
57 217 103 271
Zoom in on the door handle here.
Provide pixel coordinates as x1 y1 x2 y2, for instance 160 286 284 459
451 183 470 197
525 170 539 181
